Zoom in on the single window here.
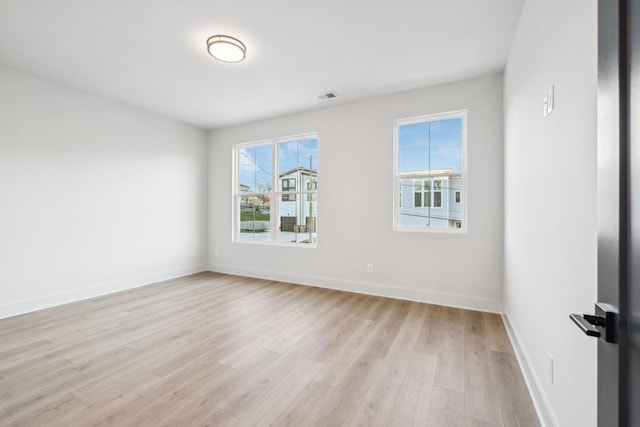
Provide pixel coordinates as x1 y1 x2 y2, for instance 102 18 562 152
434 191 442 208
282 178 296 201
234 134 318 245
414 192 422 207
394 111 466 231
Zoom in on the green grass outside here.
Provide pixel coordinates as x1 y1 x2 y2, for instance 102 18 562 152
240 213 270 221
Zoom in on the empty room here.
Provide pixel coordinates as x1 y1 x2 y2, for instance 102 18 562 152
3 0 637 426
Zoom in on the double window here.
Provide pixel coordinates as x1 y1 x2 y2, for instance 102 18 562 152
393 111 467 231
234 133 318 245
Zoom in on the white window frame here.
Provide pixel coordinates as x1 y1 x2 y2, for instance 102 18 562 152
232 132 318 247
393 110 468 233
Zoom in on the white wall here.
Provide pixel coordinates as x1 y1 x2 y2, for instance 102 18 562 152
503 0 597 426
0 66 208 319
209 74 504 312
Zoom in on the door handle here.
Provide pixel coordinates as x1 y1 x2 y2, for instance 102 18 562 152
570 303 618 343
570 313 601 337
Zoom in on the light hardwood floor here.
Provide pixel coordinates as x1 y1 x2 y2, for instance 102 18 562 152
0 272 540 426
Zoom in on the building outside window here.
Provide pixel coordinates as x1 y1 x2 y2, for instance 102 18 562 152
393 111 467 231
234 133 318 245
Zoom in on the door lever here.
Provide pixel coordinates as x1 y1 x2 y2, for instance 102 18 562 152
569 303 618 343
570 313 601 337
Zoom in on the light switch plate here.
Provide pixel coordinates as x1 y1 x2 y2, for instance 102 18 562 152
547 85 554 115
543 95 548 118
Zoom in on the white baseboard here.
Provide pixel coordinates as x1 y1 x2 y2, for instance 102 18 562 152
502 313 557 427
207 263 501 313
0 264 208 320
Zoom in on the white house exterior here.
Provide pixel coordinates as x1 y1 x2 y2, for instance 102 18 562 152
278 167 317 232
398 168 463 229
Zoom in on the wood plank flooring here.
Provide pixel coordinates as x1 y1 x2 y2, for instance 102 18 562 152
0 272 540 426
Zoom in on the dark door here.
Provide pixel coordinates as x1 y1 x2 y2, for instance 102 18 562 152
628 1 640 424
589 0 640 425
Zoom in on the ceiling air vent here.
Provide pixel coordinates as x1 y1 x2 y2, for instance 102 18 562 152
317 91 339 100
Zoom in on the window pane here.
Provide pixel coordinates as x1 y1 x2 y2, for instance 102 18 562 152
278 138 318 216
398 122 429 172
239 144 272 193
278 138 318 175
238 195 271 241
430 118 463 173
285 179 296 191
277 193 316 244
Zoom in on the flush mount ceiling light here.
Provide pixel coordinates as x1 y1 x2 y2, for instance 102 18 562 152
206 35 246 63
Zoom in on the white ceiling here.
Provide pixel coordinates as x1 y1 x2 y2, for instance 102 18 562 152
0 0 524 129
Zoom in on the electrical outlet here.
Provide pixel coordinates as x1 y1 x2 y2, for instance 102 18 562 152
214 248 220 257
547 352 554 384
366 264 374 274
